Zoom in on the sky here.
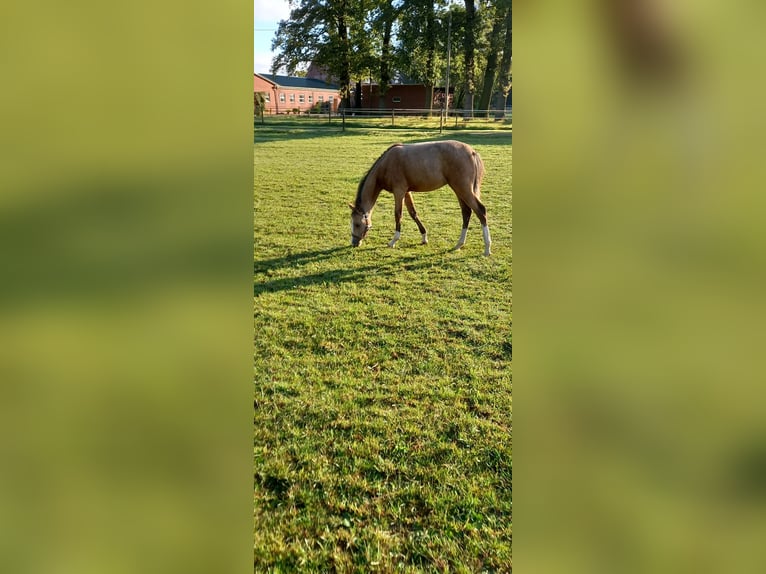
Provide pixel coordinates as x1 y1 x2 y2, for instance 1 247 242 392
254 0 291 73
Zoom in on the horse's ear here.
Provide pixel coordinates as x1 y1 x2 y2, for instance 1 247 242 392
348 203 355 210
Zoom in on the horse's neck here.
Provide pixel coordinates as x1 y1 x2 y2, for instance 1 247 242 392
359 178 382 213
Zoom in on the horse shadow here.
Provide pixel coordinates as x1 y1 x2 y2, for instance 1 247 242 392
254 245 452 297
253 246 348 274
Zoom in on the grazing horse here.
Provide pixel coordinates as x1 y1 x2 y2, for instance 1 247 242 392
349 140 492 256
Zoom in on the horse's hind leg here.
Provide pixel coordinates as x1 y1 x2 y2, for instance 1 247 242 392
462 194 492 256
404 192 428 244
473 198 492 256
388 194 404 247
454 198 473 251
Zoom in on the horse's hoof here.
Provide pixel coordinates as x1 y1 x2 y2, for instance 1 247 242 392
421 239 428 245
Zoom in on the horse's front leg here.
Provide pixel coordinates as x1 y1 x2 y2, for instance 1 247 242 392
405 192 428 244
388 194 404 247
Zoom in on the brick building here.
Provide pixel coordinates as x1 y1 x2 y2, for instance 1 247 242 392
254 73 340 114
354 84 454 110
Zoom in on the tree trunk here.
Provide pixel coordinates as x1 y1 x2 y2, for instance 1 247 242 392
426 85 434 114
424 2 436 113
477 8 505 116
354 80 362 108
337 11 352 109
379 12 394 109
497 4 513 115
463 0 477 117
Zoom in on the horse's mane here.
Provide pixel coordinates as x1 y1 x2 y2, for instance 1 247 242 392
355 143 402 208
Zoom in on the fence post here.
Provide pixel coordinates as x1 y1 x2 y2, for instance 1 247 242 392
391 108 395 127
342 107 345 132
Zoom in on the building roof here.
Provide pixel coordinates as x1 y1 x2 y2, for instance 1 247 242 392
255 73 338 91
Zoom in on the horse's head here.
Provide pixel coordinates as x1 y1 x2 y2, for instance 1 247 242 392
349 204 372 247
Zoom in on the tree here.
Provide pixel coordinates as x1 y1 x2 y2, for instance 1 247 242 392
462 0 478 115
395 0 448 111
477 0 511 115
254 92 266 124
496 1 512 112
375 0 402 109
272 0 363 108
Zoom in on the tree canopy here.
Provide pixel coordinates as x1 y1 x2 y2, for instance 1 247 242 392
271 0 512 111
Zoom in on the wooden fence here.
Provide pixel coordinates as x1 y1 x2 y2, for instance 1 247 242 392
254 107 512 133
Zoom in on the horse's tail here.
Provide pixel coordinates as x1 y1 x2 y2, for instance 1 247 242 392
472 149 485 198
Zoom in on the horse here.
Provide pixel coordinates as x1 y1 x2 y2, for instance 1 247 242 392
349 140 492 256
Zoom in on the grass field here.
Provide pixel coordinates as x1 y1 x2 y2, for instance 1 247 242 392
254 122 512 572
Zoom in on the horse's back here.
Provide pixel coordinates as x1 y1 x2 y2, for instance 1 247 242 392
422 140 481 192
375 140 481 195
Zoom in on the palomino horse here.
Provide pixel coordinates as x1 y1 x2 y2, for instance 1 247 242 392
349 140 492 256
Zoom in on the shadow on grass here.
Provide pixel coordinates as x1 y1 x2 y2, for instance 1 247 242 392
254 246 453 296
408 131 512 147
254 123 511 146
253 246 348 274
254 126 350 144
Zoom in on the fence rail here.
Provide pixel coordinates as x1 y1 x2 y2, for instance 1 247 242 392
255 107 512 133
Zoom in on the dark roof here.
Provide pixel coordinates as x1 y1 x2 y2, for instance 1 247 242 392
255 73 338 91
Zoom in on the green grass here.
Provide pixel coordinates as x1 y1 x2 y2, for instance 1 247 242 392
254 122 512 573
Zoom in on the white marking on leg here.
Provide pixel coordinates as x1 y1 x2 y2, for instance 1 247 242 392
421 232 428 245
454 228 468 250
482 225 492 256
388 231 401 247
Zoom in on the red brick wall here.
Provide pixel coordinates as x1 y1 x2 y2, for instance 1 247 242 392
254 75 340 114
358 85 452 110
253 75 276 113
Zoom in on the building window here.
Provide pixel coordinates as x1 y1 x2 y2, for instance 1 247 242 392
289 93 295 103
279 93 285 103
328 96 334 105
264 93 270 102
318 95 324 102
299 94 305 103
308 95 313 103
392 96 401 103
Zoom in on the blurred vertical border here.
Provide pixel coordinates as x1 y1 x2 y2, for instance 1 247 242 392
0 1 253 573
518 1 766 573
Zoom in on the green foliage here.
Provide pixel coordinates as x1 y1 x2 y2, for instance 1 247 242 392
272 0 368 104
254 126 512 571
270 0 512 111
395 0 445 87
254 91 266 117
310 101 324 114
477 1 509 112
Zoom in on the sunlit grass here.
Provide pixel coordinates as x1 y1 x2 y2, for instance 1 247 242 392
254 126 511 572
